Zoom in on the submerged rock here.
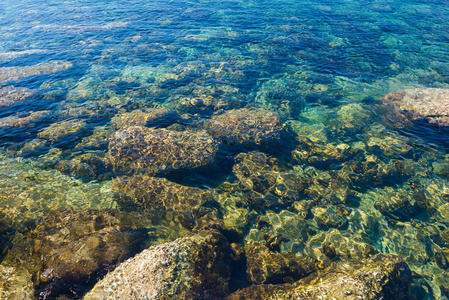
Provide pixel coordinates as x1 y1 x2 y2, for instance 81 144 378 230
380 88 449 127
0 264 33 300
227 254 411 300
38 119 88 141
84 230 232 300
110 108 179 129
207 109 283 147
0 60 72 83
233 151 305 210
245 243 315 284
107 126 218 175
112 174 214 214
0 111 51 128
0 86 35 107
4 209 148 298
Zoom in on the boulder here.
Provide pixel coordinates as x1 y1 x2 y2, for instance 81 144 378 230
112 174 214 215
110 108 178 129
380 88 449 127
0 60 72 83
245 243 315 284
107 126 218 175
4 209 148 298
84 230 232 300
0 86 35 107
0 264 33 300
207 109 283 147
227 254 411 300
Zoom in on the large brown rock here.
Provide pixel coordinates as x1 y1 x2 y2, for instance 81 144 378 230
110 108 178 129
381 88 449 126
112 174 214 214
245 243 315 284
207 108 283 147
107 126 218 175
227 254 411 300
4 209 148 298
0 86 35 107
84 230 232 300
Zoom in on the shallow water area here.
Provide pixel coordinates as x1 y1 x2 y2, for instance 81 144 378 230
1 0 449 299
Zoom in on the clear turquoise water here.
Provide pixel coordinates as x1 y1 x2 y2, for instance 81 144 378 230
1 0 449 298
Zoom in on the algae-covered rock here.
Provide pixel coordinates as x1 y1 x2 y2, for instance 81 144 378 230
380 88 449 127
0 155 114 228
245 243 315 284
5 209 148 298
84 230 232 300
232 151 305 209
227 254 411 300
312 205 348 229
55 152 112 181
207 109 283 147
0 60 72 83
0 264 34 300
37 119 88 141
0 86 35 107
0 111 51 128
110 108 178 129
112 174 214 214
107 126 218 175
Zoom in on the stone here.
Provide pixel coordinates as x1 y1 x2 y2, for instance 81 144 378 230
232 151 305 209
4 209 148 298
38 119 88 141
0 86 35 107
0 264 33 300
206 109 283 147
0 111 50 128
227 254 412 300
107 126 218 175
380 88 449 126
0 60 72 83
112 174 214 214
110 108 178 129
84 230 232 300
245 243 315 284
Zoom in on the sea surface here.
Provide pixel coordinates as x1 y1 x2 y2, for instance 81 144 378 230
1 0 449 298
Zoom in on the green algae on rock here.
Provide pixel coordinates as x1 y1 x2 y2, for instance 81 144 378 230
107 126 218 175
84 230 233 300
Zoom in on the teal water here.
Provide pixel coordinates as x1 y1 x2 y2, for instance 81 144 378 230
1 0 449 298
